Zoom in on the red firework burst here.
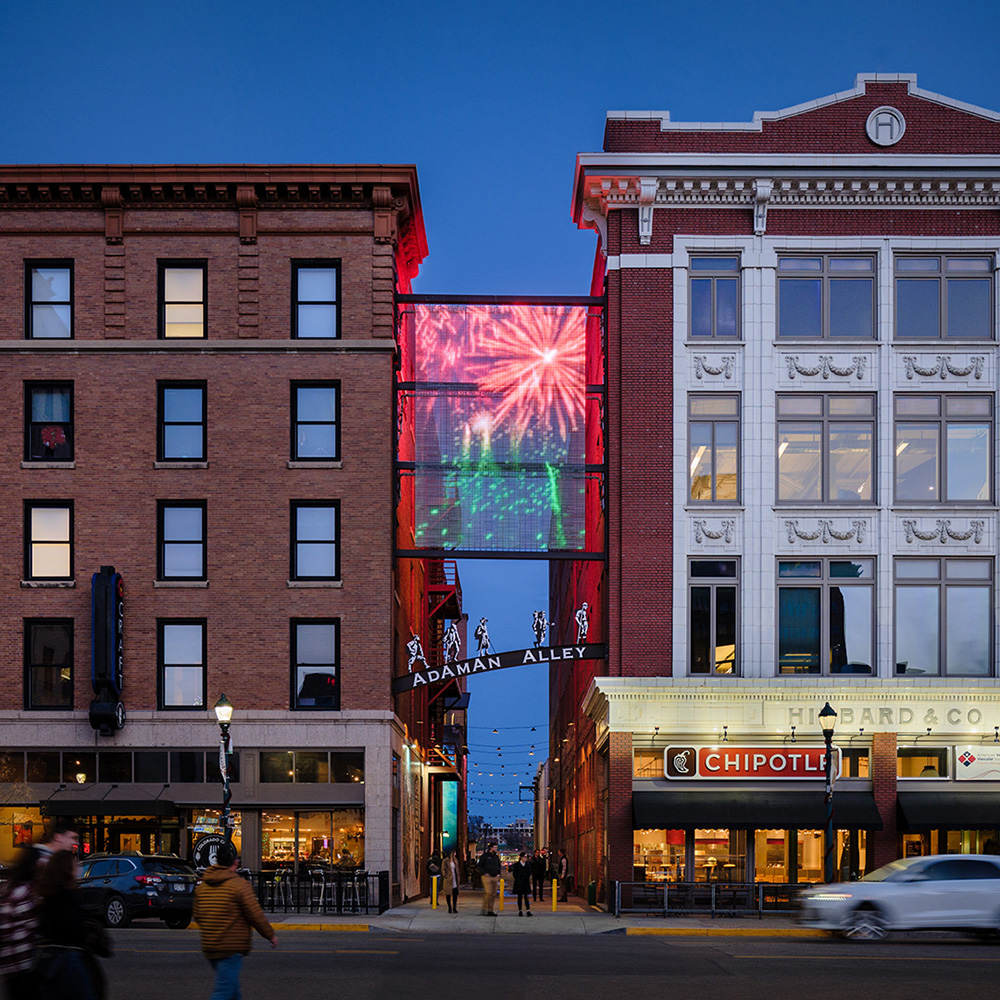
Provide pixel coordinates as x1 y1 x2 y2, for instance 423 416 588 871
473 305 586 441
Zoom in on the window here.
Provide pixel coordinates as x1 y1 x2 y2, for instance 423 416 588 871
330 752 364 783
634 750 663 777
690 560 738 674
777 559 874 675
293 261 340 338
170 750 204 781
292 382 340 461
690 257 739 337
895 558 992 677
158 502 206 579
159 262 206 338
291 502 339 579
25 501 72 580
24 620 72 709
158 382 206 461
895 256 993 339
292 620 340 710
778 256 874 338
135 752 168 783
25 261 73 339
895 395 992 503
158 621 206 708
897 748 950 778
777 395 874 502
689 396 739 501
25 383 73 462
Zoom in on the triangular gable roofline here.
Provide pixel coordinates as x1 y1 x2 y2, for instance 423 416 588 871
607 73 1000 130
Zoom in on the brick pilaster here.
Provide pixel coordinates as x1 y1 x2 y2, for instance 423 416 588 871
608 731 633 883
237 242 259 337
869 731 898 869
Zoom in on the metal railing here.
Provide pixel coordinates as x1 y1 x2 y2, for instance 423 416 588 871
244 870 390 915
612 880 805 918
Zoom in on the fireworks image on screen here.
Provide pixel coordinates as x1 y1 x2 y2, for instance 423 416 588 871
407 303 594 553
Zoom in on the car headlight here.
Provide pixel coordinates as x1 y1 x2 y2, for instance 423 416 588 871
807 892 854 901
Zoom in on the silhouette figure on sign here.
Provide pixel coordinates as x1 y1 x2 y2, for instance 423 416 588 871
532 610 548 648
474 617 491 654
575 602 590 643
407 633 427 672
443 622 461 664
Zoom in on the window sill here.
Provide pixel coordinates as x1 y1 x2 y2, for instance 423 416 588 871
21 580 75 588
21 461 75 469
288 461 343 469
154 580 209 588
154 461 209 469
287 580 343 588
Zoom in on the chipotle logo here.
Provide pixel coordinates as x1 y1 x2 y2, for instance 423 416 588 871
664 745 840 780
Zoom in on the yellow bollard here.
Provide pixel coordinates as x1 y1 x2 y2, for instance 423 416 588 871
498 877 504 911
431 875 438 908
552 879 557 911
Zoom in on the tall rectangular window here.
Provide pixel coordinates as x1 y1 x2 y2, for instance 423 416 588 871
690 256 739 338
25 383 73 461
292 619 340 709
24 620 73 709
26 261 73 339
291 502 339 580
292 382 340 460
778 256 874 338
895 558 992 677
293 261 340 338
159 262 207 338
690 560 738 675
158 502 207 580
158 382 206 461
895 256 993 339
25 501 72 580
777 559 874 675
777 395 874 502
895 395 992 503
689 395 739 501
159 620 206 709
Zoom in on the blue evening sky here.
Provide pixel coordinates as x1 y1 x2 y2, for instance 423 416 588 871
3 0 998 821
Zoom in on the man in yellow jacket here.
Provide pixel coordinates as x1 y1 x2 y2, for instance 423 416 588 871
192 842 278 999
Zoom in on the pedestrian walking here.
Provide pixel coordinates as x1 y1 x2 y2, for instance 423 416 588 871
441 850 461 914
35 850 108 1000
192 841 277 1000
510 852 533 916
557 849 570 902
0 847 42 1000
530 849 546 902
426 850 442 905
478 842 501 916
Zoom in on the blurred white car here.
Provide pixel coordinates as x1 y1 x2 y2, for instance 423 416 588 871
798 854 1000 941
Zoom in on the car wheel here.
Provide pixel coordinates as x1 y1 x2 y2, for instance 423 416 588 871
163 913 191 930
843 906 888 942
103 894 130 929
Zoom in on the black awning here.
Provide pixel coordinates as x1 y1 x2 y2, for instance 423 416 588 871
41 799 176 818
633 790 883 830
897 792 1000 830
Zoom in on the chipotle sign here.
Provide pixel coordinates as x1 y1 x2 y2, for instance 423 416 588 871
664 745 840 780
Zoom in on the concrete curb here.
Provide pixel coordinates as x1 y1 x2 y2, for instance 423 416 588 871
626 926 827 937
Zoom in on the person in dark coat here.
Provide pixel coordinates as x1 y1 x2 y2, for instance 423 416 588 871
530 850 547 902
478 843 501 916
510 851 532 916
35 850 104 1000
557 849 570 902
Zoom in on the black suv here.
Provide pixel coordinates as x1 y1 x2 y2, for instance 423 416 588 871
78 853 198 928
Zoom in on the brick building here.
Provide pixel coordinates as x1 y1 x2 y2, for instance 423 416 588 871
559 75 1000 896
0 164 447 898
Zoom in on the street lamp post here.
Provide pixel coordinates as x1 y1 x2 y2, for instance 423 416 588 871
819 701 837 884
214 694 234 844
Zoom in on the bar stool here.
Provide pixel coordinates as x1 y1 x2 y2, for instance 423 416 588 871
309 870 326 913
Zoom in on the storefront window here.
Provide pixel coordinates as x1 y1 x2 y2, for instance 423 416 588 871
261 808 365 872
898 748 949 778
633 830 685 881
633 751 662 777
188 809 242 859
796 829 824 882
755 830 790 882
694 829 745 881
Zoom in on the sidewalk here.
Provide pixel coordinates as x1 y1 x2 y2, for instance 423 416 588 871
266 895 822 936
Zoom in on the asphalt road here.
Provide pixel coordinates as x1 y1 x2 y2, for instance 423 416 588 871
104 927 1000 1000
